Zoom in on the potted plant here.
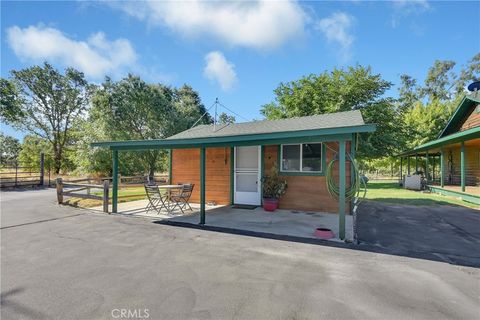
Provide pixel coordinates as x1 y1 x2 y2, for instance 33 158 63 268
261 164 287 211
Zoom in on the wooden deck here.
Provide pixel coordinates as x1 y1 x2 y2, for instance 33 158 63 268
428 184 480 205
441 185 480 196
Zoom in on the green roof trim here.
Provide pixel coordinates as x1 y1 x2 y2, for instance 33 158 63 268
398 126 480 156
438 95 480 138
91 124 376 151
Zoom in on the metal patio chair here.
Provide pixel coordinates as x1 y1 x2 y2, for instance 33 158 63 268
144 184 172 215
170 183 195 214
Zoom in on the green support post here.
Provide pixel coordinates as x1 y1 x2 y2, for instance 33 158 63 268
440 149 445 188
415 154 418 173
168 149 172 184
461 142 465 192
200 147 206 224
112 150 119 213
260 145 265 205
425 151 429 183
350 134 356 186
339 140 346 240
400 157 403 181
230 147 234 205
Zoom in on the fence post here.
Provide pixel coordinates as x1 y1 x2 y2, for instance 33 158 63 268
39 153 45 186
103 180 109 214
56 177 63 204
87 178 91 195
14 162 18 188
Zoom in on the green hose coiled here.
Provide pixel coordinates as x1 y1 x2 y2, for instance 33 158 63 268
326 152 366 202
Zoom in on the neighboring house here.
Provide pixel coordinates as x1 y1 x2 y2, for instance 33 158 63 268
92 110 375 237
399 94 480 204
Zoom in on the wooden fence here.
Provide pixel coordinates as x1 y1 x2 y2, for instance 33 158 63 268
56 178 109 213
55 174 169 213
0 153 48 188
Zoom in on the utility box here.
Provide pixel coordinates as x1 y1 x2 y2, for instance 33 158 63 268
404 175 422 190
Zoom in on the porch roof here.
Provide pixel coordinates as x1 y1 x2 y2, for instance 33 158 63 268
398 126 480 157
91 111 375 151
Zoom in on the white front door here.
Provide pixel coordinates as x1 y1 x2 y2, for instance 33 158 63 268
234 146 261 205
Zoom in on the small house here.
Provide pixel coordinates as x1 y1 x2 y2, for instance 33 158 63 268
92 110 375 239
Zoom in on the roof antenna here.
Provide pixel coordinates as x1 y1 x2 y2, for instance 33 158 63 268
214 97 219 132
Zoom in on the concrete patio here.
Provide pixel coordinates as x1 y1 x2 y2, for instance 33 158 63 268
92 200 353 242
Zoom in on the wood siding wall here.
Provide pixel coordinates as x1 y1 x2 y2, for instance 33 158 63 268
171 142 352 213
264 143 351 213
442 144 480 186
460 104 480 132
171 148 231 205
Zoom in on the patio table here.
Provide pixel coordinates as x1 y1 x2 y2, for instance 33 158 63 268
158 184 184 202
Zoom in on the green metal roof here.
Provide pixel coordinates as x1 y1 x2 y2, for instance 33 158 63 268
168 110 364 139
438 94 480 138
398 126 480 156
91 110 375 151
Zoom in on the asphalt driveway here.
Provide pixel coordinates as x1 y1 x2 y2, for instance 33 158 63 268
1 189 479 319
357 200 480 267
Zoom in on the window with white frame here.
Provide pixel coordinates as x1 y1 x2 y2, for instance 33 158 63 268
280 143 323 172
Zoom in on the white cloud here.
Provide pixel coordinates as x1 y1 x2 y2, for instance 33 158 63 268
108 0 307 51
6 25 137 79
316 12 355 62
203 51 237 92
391 0 431 28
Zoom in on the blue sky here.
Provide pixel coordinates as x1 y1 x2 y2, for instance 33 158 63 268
1 0 479 140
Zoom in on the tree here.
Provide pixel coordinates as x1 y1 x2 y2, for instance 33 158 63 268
0 78 23 122
455 53 480 95
218 112 235 125
90 75 177 180
0 133 21 165
421 60 457 102
397 74 419 114
18 135 54 170
1 63 92 173
261 65 400 158
172 84 213 131
403 99 456 148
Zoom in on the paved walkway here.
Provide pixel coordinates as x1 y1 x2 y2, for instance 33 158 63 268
93 199 353 241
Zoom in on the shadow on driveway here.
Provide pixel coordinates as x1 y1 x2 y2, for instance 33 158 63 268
156 200 480 268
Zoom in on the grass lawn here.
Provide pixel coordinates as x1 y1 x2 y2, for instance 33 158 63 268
363 180 479 209
64 186 147 208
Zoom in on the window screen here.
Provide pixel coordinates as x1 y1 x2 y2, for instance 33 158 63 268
302 144 322 171
281 143 322 173
281 144 300 171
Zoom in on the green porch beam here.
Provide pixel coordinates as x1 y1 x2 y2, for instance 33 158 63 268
440 149 445 187
461 142 465 192
200 147 206 224
339 140 346 240
112 150 119 213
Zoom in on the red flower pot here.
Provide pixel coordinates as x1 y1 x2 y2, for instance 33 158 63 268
263 198 279 211
314 228 334 239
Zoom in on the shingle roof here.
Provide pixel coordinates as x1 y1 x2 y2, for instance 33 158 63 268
167 110 365 140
